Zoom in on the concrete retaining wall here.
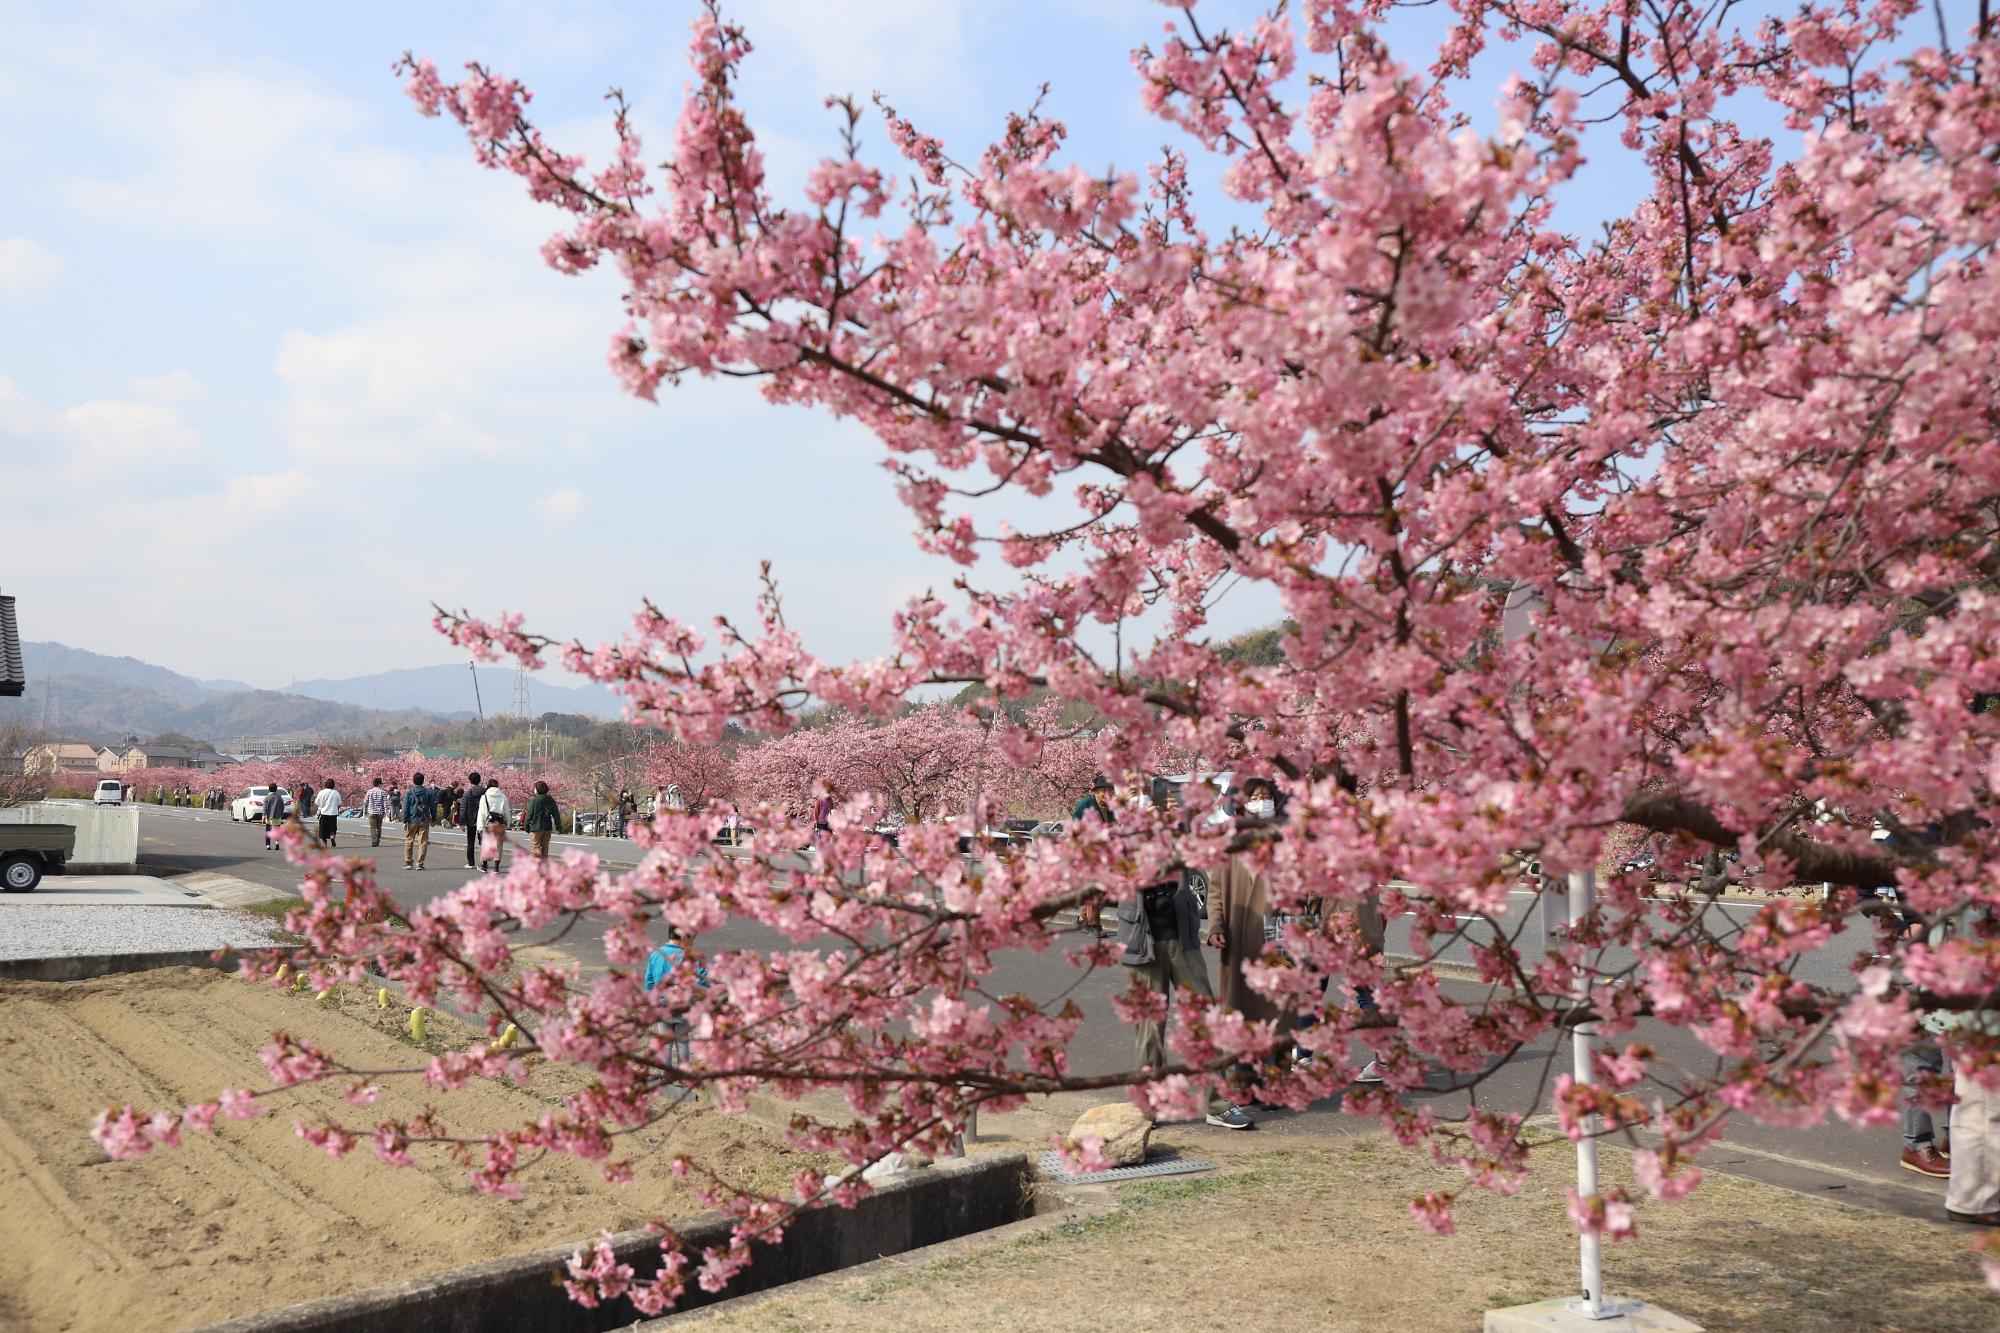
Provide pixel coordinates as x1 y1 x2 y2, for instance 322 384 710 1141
0 800 138 871
200 1151 1034 1333
0 947 278 983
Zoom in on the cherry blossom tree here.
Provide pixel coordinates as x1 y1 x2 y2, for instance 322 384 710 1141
97 0 2000 1309
633 736 736 813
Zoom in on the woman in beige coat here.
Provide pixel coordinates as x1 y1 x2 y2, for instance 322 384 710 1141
1204 779 1289 1029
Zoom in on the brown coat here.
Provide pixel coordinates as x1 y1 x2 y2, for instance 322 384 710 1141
1209 856 1287 1026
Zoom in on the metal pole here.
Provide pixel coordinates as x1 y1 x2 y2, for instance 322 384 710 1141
1567 866 1604 1319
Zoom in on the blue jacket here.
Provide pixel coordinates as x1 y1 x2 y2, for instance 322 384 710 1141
402 784 438 825
644 942 709 993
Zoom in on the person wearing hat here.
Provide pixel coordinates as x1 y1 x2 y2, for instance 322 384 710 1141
1069 775 1117 938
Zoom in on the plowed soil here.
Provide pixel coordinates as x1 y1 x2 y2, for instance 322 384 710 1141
0 967 824 1332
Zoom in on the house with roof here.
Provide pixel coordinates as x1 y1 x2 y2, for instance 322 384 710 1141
120 743 227 772
22 743 105 776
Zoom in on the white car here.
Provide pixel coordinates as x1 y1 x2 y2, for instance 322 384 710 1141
230 785 292 822
92 779 125 805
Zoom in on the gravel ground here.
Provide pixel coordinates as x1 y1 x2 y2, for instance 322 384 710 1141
0 906 288 960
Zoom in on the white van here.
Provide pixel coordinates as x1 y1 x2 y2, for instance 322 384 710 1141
93 779 125 805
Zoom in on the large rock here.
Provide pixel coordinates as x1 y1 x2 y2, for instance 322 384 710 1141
1067 1102 1152 1166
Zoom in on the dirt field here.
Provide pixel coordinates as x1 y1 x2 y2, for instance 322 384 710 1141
692 1138 1997 1333
0 967 828 1332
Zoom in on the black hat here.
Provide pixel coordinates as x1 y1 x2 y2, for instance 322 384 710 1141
1091 774 1113 790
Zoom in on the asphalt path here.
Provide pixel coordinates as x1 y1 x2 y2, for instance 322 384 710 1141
132 804 1943 1222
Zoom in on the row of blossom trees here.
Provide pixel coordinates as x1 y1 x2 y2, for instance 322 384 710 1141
95 0 2000 1313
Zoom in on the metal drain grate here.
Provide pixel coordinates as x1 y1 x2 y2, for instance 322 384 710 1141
1036 1149 1216 1184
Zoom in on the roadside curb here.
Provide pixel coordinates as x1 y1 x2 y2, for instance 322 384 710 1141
168 869 299 909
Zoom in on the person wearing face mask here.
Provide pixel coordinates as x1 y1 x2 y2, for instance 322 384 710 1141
1205 779 1292 1052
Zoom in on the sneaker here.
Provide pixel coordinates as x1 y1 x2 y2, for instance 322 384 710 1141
1205 1104 1254 1130
403 864 413 870
1947 1207 2000 1226
1901 1145 1950 1178
1354 1059 1385 1084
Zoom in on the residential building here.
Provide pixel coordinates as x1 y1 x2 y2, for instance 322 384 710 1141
121 744 227 771
22 743 104 775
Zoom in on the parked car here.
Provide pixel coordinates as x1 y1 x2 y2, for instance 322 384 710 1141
92 779 125 805
957 828 1029 858
711 822 754 846
229 786 291 822
1 822 74 891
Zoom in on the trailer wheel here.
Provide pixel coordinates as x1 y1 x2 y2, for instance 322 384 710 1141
1 853 42 893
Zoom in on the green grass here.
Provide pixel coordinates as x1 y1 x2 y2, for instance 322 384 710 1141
238 896 303 920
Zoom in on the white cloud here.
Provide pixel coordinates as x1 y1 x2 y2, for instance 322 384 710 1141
213 470 318 516
0 375 199 475
536 488 586 527
125 369 209 402
55 68 384 237
0 236 64 299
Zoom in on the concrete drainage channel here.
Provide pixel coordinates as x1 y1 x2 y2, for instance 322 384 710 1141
197 1152 1044 1332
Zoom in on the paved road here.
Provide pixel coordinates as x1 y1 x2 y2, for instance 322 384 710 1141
132 805 1945 1223
1382 888 1881 996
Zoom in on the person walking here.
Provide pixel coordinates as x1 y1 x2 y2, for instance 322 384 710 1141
1069 775 1117 938
1206 779 1289 1032
1932 904 2000 1225
477 776 510 872
401 772 437 870
644 926 711 1067
617 788 638 838
261 783 287 850
313 779 341 847
1114 870 1253 1130
1903 1039 1953 1178
524 780 559 859
458 772 484 869
362 777 391 848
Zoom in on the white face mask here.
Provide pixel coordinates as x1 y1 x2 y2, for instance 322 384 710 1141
1246 799 1276 818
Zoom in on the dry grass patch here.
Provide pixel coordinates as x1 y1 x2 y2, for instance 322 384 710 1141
695 1138 1992 1333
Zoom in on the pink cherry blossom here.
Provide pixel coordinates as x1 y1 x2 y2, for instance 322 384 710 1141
84 1 2000 1310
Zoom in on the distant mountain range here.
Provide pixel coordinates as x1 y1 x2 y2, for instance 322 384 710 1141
287 664 622 720
0 642 622 745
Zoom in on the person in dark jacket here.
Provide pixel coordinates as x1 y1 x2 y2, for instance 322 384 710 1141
524 781 560 859
458 772 484 869
262 784 287 851
401 772 438 870
1114 873 1253 1130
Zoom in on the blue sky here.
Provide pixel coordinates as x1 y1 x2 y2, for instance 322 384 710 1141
0 0 1754 689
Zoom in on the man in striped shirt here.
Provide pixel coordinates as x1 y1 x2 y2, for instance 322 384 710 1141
362 777 392 847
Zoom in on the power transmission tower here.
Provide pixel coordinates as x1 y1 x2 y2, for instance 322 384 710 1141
509 666 533 723
469 661 485 721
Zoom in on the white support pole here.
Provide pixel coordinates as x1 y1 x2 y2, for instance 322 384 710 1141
1566 866 1604 1319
